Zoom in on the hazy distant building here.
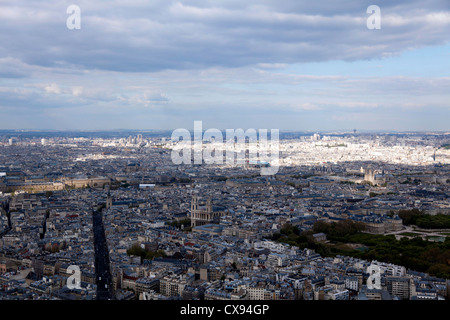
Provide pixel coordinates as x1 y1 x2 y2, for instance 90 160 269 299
362 214 403 234
363 166 394 185
63 177 111 189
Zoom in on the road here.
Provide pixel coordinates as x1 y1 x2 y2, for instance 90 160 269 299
385 225 450 240
93 209 114 300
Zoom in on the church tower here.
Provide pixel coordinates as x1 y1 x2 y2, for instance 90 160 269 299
191 196 198 212
106 190 112 209
364 166 375 184
206 198 212 213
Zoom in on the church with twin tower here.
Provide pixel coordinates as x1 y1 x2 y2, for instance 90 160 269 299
190 196 228 227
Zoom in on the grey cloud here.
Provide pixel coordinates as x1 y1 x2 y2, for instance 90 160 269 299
0 57 35 78
0 0 449 72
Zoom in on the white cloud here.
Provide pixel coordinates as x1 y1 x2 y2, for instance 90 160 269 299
1 1 449 72
44 83 61 94
71 86 83 97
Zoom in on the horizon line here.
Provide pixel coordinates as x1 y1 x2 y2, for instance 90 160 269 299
0 129 449 134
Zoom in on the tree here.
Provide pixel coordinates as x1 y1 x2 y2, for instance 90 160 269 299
127 243 166 261
168 218 191 229
280 223 300 236
45 243 52 252
127 243 146 259
312 219 365 241
427 264 450 279
51 243 60 253
271 232 282 241
145 249 166 260
312 221 331 235
275 216 450 279
398 209 423 226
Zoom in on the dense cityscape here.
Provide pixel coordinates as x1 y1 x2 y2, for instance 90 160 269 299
1 1 449 316
0 130 449 301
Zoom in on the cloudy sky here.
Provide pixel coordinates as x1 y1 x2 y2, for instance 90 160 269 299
1 0 449 131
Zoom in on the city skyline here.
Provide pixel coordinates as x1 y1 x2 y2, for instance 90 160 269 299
1 1 449 131
0 131 449 302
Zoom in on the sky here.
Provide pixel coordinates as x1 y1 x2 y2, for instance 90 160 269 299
0 0 449 132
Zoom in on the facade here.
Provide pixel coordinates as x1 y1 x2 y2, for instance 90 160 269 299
386 276 411 300
326 289 349 300
345 276 359 292
63 177 111 189
246 286 280 300
160 274 194 297
204 288 232 300
363 167 394 186
199 265 222 282
362 215 403 234
358 286 392 300
135 278 160 298
190 196 228 227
